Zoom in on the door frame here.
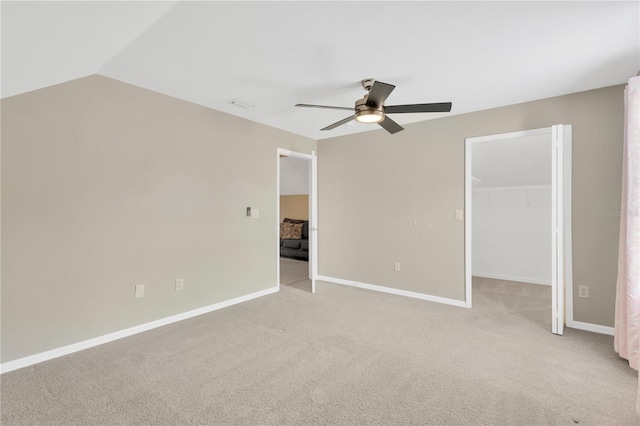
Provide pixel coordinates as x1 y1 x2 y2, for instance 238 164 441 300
464 126 572 334
276 149 318 293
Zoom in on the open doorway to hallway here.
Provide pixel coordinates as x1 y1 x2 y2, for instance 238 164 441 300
277 151 317 293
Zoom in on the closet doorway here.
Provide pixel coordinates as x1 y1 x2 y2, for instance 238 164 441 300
465 126 572 335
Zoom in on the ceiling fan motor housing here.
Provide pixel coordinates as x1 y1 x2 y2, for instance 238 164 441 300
355 97 384 123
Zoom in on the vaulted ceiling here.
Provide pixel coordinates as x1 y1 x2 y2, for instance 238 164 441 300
2 1 638 140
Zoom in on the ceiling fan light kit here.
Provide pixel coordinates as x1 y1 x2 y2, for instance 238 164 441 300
355 111 384 123
295 79 453 134
355 98 384 123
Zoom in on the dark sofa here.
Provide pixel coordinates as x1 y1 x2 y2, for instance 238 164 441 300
280 218 309 261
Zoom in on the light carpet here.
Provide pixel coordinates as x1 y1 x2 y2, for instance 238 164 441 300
1 277 637 425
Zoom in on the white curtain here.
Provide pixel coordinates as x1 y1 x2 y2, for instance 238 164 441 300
613 75 640 415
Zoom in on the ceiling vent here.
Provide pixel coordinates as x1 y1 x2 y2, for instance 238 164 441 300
227 99 255 109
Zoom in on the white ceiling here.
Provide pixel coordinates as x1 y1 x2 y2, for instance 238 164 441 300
2 1 638 140
472 133 551 188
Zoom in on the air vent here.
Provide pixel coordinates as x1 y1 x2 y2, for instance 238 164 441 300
227 99 255 109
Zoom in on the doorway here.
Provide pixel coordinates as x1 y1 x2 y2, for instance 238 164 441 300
277 149 317 293
465 126 572 335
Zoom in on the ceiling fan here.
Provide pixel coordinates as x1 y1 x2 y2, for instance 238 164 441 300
295 79 452 134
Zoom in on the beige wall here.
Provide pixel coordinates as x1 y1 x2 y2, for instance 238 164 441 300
1 75 316 363
1 76 623 365
318 85 624 327
280 195 309 222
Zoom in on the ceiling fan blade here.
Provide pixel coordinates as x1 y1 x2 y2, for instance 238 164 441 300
385 102 452 114
365 81 395 107
378 116 404 134
296 103 353 111
321 115 356 131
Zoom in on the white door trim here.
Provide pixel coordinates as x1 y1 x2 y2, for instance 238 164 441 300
562 127 574 329
551 125 562 334
464 138 473 308
464 126 573 334
310 151 318 293
276 149 317 293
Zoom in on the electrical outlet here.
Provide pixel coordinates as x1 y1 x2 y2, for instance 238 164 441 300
394 262 400 272
578 285 589 299
175 278 184 291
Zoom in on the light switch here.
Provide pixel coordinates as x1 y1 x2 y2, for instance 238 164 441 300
135 284 145 298
251 208 259 219
455 209 463 221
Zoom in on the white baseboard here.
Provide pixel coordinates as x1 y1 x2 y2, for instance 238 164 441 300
472 272 551 286
0 286 279 374
566 320 615 336
316 275 467 308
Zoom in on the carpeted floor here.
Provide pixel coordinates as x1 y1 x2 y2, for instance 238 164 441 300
1 276 637 425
